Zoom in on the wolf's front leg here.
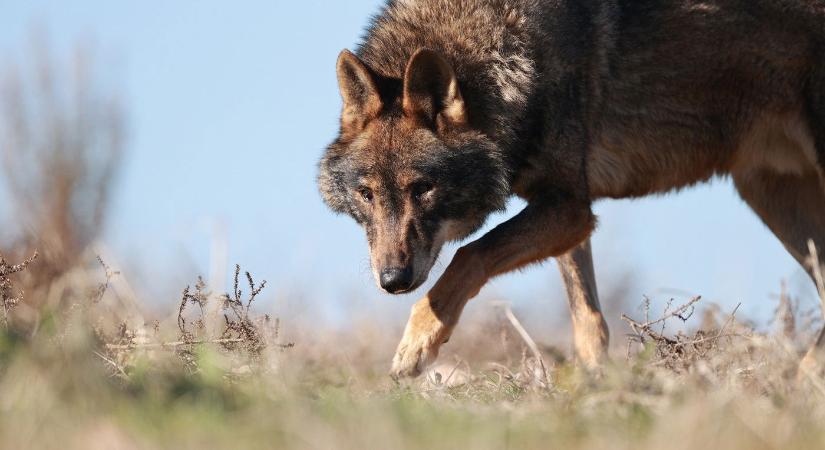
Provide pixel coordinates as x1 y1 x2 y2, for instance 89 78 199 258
391 247 485 378
391 199 596 378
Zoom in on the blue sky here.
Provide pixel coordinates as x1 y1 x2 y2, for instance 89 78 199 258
0 0 817 327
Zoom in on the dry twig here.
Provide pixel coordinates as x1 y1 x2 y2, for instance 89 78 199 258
622 296 746 371
95 264 292 378
807 239 825 316
495 302 550 387
0 251 38 327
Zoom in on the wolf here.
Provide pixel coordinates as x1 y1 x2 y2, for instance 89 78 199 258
318 0 825 378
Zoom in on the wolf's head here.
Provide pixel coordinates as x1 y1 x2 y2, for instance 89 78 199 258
319 49 509 294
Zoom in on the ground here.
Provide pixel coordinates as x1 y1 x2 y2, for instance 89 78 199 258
2 259 825 450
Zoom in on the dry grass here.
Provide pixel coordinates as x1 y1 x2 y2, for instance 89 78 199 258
1 254 825 450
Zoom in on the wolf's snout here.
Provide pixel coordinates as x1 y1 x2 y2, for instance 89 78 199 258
380 267 414 294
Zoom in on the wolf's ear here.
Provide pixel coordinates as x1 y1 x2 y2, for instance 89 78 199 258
402 49 467 130
337 49 383 133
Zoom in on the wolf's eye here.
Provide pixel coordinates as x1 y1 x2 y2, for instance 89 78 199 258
358 187 374 203
411 182 434 200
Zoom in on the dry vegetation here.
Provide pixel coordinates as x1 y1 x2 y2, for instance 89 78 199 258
3 253 825 450
3 40 825 450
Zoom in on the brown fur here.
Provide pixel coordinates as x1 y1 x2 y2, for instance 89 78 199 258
319 0 825 378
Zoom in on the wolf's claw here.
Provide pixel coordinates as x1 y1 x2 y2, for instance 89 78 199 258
390 297 451 379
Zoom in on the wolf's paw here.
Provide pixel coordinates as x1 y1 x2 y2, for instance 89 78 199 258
391 298 452 379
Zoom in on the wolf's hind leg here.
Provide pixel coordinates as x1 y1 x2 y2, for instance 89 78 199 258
733 169 825 379
557 238 609 368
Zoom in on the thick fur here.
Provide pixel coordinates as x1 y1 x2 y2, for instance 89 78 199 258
319 0 825 378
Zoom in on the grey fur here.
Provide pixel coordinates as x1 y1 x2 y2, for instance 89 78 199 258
319 0 825 376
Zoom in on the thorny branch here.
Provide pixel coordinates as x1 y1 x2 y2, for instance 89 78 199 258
0 251 38 327
90 255 119 304
215 265 273 354
178 277 209 337
622 296 746 370
94 264 292 379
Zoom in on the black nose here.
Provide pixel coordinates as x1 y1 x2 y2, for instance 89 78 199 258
380 267 414 294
